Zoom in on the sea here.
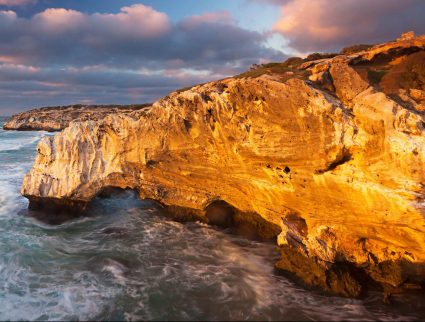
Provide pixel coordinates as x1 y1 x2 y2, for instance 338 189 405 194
0 116 424 321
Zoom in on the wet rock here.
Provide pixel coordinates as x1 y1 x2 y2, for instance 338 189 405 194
276 244 363 298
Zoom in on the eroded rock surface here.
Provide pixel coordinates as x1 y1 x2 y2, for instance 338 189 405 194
22 35 425 297
3 104 150 132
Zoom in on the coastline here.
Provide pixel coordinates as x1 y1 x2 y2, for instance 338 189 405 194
17 35 425 299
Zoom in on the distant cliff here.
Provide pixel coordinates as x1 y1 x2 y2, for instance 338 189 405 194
22 34 425 298
3 104 150 132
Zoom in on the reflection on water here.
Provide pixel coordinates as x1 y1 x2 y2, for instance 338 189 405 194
1 118 425 321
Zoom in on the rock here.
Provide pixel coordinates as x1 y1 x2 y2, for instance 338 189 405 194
329 57 370 104
276 244 364 297
3 104 150 132
398 31 415 41
21 34 425 297
410 89 425 102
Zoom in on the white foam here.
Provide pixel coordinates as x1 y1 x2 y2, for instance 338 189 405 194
0 183 18 215
0 132 45 152
102 259 128 285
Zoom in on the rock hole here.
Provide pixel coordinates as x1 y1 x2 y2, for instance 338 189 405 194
146 160 158 168
183 119 192 130
96 187 138 199
284 166 291 174
205 200 235 228
204 200 281 240
326 152 352 171
201 93 213 103
316 151 352 174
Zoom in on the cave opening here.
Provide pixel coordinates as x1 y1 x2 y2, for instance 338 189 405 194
205 200 236 228
205 200 281 241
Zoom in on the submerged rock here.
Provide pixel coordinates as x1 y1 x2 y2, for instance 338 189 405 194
21 34 425 297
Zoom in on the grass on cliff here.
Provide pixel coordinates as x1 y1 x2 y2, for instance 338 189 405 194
235 57 303 79
172 47 376 93
235 53 338 81
340 44 373 55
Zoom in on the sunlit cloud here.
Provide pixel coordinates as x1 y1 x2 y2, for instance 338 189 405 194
267 0 425 52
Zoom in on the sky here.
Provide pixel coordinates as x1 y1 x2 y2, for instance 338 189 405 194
0 0 424 115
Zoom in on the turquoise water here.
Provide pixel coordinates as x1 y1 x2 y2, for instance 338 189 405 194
0 116 424 321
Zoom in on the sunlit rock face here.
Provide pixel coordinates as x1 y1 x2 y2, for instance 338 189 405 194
3 104 149 132
22 35 425 297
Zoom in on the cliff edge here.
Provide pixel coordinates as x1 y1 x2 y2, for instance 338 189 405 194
3 104 150 132
21 34 425 297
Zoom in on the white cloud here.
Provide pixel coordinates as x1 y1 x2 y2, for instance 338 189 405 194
32 5 171 37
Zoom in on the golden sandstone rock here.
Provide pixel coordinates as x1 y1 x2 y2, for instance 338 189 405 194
21 35 425 297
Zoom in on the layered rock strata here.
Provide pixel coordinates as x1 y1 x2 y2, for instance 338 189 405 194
22 35 425 297
3 104 150 132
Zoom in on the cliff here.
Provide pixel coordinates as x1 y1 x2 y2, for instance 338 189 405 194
22 34 425 298
3 104 150 132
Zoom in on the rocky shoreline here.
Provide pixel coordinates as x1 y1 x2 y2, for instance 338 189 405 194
3 104 150 132
19 34 425 298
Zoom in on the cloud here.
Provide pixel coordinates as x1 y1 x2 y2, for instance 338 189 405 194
33 8 86 31
90 4 171 39
181 11 235 29
0 5 280 69
0 61 226 115
0 5 283 114
269 0 425 52
0 0 35 6
31 5 171 37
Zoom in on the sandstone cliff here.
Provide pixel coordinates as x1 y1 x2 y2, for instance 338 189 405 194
22 35 425 297
3 104 150 132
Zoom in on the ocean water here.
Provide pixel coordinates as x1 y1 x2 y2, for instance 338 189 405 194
0 116 424 321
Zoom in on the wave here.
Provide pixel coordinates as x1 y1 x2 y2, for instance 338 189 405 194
0 133 46 152
0 184 16 215
0 132 46 152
